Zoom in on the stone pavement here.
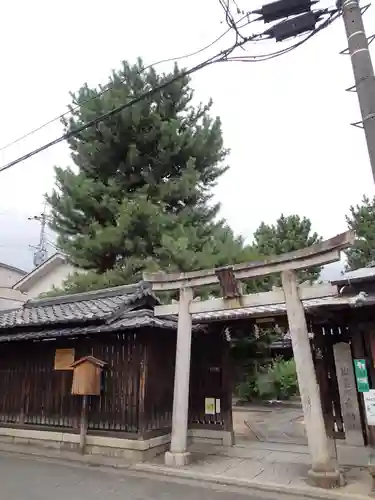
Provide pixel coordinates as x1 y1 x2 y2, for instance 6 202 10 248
232 403 307 444
134 440 373 499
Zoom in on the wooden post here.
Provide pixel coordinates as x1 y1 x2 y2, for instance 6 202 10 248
138 342 148 439
222 334 234 445
165 287 193 467
350 326 368 445
79 395 88 455
281 270 342 488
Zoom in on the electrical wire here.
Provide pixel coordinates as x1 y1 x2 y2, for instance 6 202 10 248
225 10 340 63
0 35 255 175
219 0 247 44
46 239 60 251
0 22 246 155
0 9 339 174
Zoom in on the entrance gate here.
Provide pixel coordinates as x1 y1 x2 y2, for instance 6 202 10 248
144 231 354 488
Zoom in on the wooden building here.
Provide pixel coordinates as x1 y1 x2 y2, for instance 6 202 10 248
0 282 232 460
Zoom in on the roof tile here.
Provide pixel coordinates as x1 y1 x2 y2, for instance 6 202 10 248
0 283 157 329
0 309 179 343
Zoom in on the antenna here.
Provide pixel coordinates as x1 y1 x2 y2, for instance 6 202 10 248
28 203 48 268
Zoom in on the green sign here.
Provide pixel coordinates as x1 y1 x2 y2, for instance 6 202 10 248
354 359 370 393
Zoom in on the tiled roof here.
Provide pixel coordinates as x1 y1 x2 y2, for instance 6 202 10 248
331 266 375 285
0 282 158 329
192 295 353 323
0 310 178 343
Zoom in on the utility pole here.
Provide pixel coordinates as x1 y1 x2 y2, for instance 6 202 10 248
340 0 375 183
28 204 48 267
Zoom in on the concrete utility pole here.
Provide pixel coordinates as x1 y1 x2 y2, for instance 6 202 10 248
340 0 375 183
28 204 48 268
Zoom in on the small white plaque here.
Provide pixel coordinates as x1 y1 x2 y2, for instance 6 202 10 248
215 399 221 414
364 390 375 425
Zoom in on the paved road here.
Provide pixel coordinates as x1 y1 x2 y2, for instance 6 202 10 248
0 453 296 500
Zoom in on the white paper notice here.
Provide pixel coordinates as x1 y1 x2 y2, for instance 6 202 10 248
364 389 375 425
215 399 221 414
204 398 216 415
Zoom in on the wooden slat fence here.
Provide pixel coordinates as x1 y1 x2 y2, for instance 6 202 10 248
0 333 143 434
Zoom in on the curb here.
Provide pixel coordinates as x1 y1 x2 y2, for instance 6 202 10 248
131 463 372 500
0 444 371 499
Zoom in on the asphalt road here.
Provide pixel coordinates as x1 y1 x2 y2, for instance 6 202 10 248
0 453 296 500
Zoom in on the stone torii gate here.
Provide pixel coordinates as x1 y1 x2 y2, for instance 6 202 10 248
143 231 354 488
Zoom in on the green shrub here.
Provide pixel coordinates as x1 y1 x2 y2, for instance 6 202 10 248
256 358 298 400
236 375 259 402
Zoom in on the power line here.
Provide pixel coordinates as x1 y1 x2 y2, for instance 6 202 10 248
0 20 248 156
0 7 339 175
0 33 258 175
225 9 340 63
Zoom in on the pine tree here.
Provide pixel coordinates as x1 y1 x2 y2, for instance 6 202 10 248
251 214 322 290
47 59 250 292
345 195 375 270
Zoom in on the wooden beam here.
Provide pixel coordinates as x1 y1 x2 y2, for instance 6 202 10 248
154 283 338 317
143 231 354 291
215 267 242 298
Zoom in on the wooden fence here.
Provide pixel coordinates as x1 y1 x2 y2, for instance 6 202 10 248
0 333 144 434
0 328 232 436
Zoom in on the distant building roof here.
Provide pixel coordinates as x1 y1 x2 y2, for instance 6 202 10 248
331 266 375 286
0 262 26 276
12 252 68 291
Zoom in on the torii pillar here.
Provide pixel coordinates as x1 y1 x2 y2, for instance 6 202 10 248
165 287 193 466
282 270 343 488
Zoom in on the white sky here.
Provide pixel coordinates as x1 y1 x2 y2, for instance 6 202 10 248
0 0 374 272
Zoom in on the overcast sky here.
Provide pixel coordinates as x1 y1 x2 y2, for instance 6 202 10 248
0 0 373 275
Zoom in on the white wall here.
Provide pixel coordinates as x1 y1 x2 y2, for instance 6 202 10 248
0 266 24 287
0 287 26 310
24 262 80 299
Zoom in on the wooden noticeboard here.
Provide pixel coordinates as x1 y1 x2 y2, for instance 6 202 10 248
71 356 106 396
54 348 75 371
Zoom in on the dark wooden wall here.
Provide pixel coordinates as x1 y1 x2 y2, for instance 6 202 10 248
0 328 232 437
189 330 232 431
142 330 176 436
0 331 149 435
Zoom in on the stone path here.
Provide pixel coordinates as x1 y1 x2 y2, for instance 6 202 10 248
139 440 371 499
233 404 307 445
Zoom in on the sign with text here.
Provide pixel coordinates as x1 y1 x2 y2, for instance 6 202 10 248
353 359 370 393
204 398 217 415
364 390 375 425
54 348 75 371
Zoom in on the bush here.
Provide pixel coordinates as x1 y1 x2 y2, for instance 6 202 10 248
236 375 259 402
256 358 299 400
